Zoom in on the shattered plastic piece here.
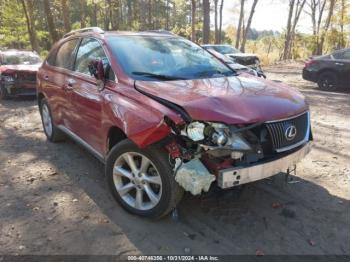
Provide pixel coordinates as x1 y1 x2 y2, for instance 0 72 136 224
272 202 282 209
255 249 265 256
175 159 216 195
308 239 316 246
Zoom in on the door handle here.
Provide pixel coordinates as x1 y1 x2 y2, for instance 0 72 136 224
64 79 75 91
335 63 344 66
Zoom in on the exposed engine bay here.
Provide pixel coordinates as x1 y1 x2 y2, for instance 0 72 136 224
163 116 311 195
163 120 265 195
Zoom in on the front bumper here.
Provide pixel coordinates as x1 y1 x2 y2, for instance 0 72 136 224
217 142 312 189
2 80 36 96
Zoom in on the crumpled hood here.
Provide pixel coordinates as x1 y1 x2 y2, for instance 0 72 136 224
0 64 40 74
135 75 308 124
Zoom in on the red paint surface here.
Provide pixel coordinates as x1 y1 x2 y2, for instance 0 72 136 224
0 64 40 74
37 32 309 159
136 76 308 124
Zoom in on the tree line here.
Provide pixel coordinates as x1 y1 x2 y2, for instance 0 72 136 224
0 0 348 62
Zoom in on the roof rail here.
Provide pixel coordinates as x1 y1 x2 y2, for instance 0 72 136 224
63 27 104 38
145 30 176 36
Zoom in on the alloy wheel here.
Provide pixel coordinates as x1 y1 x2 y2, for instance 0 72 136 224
42 104 53 137
319 74 337 91
113 152 162 211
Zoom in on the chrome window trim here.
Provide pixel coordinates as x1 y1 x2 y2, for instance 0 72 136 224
45 36 118 83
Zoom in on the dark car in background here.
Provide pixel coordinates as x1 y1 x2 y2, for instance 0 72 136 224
202 44 264 75
302 48 350 91
0 50 41 100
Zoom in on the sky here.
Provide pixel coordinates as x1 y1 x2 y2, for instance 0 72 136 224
220 0 313 33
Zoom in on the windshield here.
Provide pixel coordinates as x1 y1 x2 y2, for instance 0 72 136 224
107 36 235 81
0 52 41 65
213 45 241 55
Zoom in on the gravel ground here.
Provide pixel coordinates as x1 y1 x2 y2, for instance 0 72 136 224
0 62 349 255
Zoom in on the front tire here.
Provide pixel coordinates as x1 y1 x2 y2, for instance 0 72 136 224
40 98 65 142
317 71 338 91
106 139 184 218
0 85 9 100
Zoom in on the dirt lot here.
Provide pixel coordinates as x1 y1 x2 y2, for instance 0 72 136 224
0 62 349 255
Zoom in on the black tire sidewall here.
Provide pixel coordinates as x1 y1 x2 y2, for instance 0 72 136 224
318 72 338 91
106 140 179 218
0 85 9 100
40 98 62 142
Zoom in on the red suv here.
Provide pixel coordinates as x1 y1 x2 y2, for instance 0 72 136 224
37 28 312 218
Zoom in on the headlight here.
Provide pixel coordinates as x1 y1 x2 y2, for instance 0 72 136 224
185 121 251 151
1 75 14 82
211 123 251 150
229 132 251 150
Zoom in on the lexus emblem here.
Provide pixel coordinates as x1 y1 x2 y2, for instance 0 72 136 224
285 125 297 141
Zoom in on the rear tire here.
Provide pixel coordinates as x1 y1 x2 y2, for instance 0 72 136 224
40 98 65 142
106 139 184 218
317 71 338 91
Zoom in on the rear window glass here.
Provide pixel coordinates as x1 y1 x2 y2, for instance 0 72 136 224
55 39 80 70
332 50 350 60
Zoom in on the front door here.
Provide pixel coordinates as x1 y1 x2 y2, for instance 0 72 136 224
69 37 115 155
332 49 350 86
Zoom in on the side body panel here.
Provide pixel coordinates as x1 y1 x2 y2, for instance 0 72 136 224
38 65 75 128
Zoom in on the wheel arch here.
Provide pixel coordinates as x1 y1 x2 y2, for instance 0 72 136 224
106 126 128 153
37 92 45 108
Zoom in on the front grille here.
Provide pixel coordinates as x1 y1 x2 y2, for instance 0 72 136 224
16 73 36 82
265 112 309 152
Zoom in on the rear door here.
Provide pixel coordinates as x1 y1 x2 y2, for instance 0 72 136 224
332 50 350 85
42 38 80 129
69 37 115 154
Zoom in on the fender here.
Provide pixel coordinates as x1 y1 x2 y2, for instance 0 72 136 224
101 84 184 151
134 81 192 123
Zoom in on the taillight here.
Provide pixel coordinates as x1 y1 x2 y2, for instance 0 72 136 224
305 60 318 68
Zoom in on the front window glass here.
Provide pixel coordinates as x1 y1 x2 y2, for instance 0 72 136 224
107 36 234 81
0 51 41 65
342 51 350 60
332 50 350 60
75 38 115 81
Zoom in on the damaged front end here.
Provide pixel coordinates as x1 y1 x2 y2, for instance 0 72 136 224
163 120 262 195
0 71 37 97
163 114 311 195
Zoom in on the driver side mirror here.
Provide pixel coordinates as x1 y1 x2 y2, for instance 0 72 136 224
88 59 105 90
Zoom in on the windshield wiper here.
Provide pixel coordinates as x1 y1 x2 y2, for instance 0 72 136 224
131 71 186 81
196 70 236 78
